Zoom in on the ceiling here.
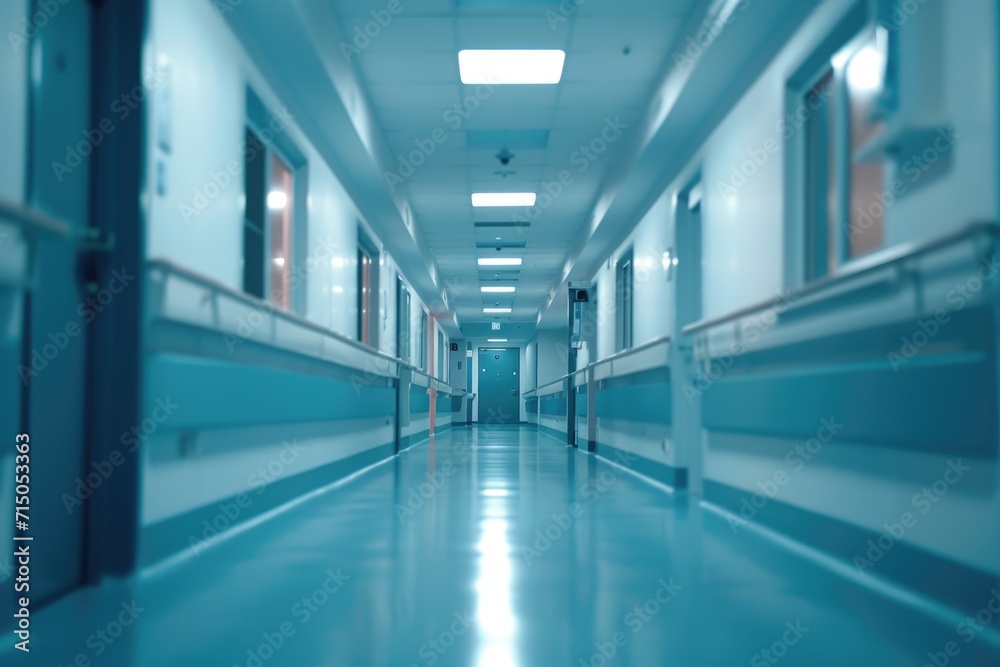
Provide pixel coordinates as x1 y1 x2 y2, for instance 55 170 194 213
329 0 698 336
225 0 821 343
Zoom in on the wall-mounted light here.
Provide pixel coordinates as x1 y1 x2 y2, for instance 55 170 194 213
267 191 288 210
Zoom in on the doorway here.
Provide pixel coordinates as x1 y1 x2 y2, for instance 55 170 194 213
477 348 519 425
673 176 704 494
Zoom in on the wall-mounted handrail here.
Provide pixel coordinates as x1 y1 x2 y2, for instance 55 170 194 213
682 221 999 335
0 200 72 238
532 334 674 392
147 258 465 394
590 333 672 369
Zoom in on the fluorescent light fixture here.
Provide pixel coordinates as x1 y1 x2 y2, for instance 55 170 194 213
478 258 523 267
267 191 288 210
488 339 508 343
472 193 536 207
481 286 516 293
272 257 285 267
459 49 566 85
484 308 512 314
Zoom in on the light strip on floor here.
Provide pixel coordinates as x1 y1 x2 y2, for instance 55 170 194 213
472 193 536 207
459 49 565 85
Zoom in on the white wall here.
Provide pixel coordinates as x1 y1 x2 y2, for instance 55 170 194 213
592 191 676 358
535 328 569 386
146 0 442 375
883 0 997 245
579 0 1000 576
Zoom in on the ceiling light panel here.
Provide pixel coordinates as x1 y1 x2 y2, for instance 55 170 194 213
459 50 566 85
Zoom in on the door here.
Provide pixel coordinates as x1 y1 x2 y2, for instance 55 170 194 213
673 180 705 494
19 0 94 606
478 348 519 425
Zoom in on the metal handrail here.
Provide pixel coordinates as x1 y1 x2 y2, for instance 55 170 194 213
682 221 999 335
529 333 674 394
0 200 72 238
147 257 465 393
590 333 672 369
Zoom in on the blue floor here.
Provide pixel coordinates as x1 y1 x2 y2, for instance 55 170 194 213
12 425 1000 666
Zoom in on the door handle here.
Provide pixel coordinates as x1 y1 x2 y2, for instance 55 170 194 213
511 390 519 396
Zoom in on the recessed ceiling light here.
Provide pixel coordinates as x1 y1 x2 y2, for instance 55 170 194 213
459 50 566 85
484 307 512 314
478 258 523 267
472 193 536 207
481 286 516 293
487 339 508 343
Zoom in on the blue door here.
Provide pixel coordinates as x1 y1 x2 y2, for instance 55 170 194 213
478 348 519 424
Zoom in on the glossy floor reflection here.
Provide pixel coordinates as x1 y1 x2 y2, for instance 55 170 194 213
10 425 1000 666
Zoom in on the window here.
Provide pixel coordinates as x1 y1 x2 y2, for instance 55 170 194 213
803 70 838 280
269 155 293 308
244 89 307 310
615 249 634 352
357 230 380 347
242 131 297 306
396 278 411 362
243 129 266 299
798 16 887 282
845 34 886 258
